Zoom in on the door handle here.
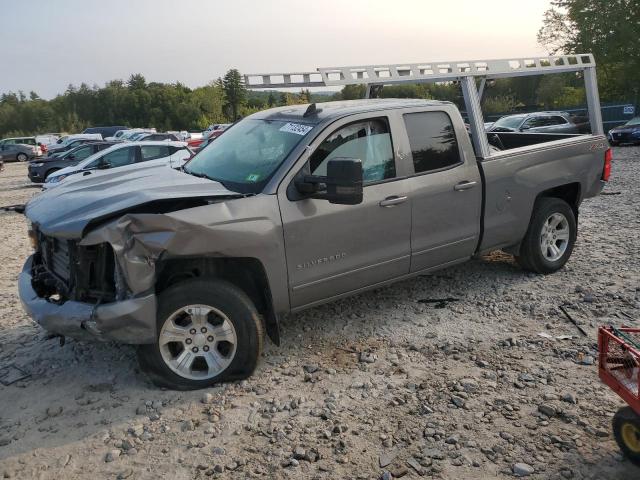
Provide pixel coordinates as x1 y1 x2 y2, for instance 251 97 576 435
379 195 408 207
454 181 477 191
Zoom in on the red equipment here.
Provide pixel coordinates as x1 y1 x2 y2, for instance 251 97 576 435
598 326 640 466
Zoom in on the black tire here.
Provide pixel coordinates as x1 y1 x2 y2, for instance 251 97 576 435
44 168 59 181
515 197 577 274
613 406 640 466
137 279 264 390
16 153 28 162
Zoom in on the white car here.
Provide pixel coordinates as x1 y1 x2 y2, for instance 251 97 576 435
44 141 192 190
118 129 156 141
104 129 131 141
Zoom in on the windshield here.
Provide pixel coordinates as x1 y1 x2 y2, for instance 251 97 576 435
624 117 640 126
493 115 526 129
184 119 313 193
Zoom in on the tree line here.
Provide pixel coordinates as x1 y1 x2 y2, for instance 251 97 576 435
1 0 637 138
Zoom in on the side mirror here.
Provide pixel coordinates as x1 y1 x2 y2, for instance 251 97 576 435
295 157 363 205
519 125 531 131
67 154 75 160
97 161 111 170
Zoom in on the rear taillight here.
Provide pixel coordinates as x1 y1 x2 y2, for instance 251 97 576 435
602 148 612 181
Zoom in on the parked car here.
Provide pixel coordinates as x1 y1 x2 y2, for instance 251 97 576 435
134 132 181 142
28 141 119 182
0 143 40 162
19 97 610 389
195 125 230 152
120 129 156 141
607 117 640 146
0 136 38 148
46 135 103 157
188 128 222 151
82 126 128 138
36 134 62 154
488 111 580 134
104 129 131 141
43 141 192 189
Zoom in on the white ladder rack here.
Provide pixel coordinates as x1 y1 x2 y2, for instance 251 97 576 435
244 54 603 158
244 54 596 89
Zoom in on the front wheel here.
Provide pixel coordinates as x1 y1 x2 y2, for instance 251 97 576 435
138 279 264 390
515 197 577 274
44 168 60 181
613 406 640 466
16 153 28 162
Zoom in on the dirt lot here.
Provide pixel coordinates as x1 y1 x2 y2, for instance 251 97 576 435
0 149 639 480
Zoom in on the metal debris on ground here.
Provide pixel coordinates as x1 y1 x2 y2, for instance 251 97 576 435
418 297 459 308
559 305 588 337
537 332 575 340
0 364 31 386
0 204 25 213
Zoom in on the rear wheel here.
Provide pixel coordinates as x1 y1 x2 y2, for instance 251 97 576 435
137 279 263 390
613 406 640 466
16 153 28 162
515 197 577 274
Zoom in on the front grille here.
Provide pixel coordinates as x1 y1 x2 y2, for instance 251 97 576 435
35 233 117 302
613 132 637 142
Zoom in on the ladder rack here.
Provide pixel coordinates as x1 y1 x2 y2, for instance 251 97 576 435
244 54 596 89
244 53 603 158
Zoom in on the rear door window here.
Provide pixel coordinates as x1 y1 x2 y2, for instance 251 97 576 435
103 146 137 168
403 111 461 174
140 145 170 162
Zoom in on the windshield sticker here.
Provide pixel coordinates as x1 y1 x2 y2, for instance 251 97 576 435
279 123 313 136
246 173 261 182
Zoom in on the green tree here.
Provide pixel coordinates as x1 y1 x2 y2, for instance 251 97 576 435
222 69 247 121
538 0 640 101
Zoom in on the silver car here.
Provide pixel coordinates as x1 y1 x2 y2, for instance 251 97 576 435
489 111 580 134
0 143 40 162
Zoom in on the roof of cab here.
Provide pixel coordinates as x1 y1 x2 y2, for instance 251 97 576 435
251 98 453 124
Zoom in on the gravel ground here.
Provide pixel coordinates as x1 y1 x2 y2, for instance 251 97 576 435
0 148 638 480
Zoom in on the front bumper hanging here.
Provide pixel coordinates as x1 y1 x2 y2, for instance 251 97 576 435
18 255 158 344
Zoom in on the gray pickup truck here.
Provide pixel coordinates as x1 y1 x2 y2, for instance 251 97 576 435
19 56 611 389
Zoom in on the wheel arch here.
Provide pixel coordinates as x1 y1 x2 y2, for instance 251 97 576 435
155 256 280 346
504 182 581 256
536 182 582 218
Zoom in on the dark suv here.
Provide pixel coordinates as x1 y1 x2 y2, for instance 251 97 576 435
82 126 128 138
28 142 118 182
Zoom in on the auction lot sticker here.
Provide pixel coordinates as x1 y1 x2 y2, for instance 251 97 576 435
280 123 313 136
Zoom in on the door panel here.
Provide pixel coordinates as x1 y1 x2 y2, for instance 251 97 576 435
408 165 481 271
400 110 482 272
278 114 412 309
280 181 412 308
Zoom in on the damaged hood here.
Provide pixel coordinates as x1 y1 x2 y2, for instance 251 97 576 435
26 167 239 239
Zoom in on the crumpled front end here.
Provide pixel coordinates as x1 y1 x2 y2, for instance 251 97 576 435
19 256 156 343
18 194 288 344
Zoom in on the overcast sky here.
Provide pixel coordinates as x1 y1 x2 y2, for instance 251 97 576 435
0 0 553 99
